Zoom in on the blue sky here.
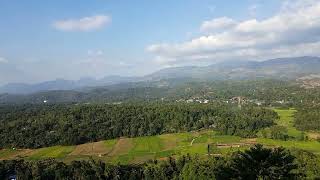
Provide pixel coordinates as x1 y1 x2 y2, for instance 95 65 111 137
0 0 319 84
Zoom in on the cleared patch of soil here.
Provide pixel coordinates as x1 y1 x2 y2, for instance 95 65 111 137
109 138 133 156
159 135 178 150
0 149 33 160
69 141 110 156
307 132 320 140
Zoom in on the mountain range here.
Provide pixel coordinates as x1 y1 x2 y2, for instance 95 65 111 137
1 56 320 94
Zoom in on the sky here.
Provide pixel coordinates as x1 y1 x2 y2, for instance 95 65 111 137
1 0 320 85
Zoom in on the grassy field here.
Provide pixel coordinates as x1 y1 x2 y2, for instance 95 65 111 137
257 138 320 155
273 108 302 138
27 146 75 160
1 108 320 164
0 131 245 164
257 108 320 155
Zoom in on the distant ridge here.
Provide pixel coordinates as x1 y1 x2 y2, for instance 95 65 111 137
1 56 320 94
147 56 320 81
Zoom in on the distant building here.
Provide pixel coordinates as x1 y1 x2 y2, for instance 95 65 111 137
186 99 194 103
276 100 285 104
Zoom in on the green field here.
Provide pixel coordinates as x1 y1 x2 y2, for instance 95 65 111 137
273 108 302 138
27 146 75 160
0 131 246 164
257 138 320 155
1 108 320 163
257 108 320 155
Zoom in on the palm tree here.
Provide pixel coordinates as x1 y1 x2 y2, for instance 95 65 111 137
229 144 298 180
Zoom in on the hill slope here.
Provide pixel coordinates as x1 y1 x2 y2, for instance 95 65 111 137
1 56 320 94
148 56 320 80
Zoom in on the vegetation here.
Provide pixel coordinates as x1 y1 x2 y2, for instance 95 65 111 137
2 79 320 106
259 108 303 140
1 145 312 180
295 105 320 132
2 79 320 178
224 144 298 179
0 103 276 149
0 130 247 164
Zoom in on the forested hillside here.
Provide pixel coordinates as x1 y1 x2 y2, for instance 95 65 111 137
2 79 320 105
2 56 320 94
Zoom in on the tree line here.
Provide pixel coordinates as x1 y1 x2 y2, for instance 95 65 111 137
0 103 277 148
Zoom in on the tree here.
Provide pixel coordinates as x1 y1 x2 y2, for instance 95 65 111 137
228 144 298 179
293 149 320 179
270 126 289 140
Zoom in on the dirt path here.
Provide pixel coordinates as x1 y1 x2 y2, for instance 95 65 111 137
190 138 196 146
241 138 257 144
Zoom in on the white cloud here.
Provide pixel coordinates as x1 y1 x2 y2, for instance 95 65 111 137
200 17 237 32
147 0 320 65
53 15 111 32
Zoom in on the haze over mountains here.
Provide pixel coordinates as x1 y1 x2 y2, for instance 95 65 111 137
2 56 320 94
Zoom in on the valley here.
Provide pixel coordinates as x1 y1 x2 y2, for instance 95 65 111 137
3 1 320 178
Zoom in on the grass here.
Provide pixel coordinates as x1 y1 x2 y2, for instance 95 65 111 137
4 107 320 164
27 146 75 160
273 108 302 138
103 139 118 148
111 136 164 164
1 131 246 164
257 138 320 155
0 149 18 159
132 136 163 153
256 108 320 154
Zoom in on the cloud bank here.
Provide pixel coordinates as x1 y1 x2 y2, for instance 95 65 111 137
147 0 320 65
53 15 111 32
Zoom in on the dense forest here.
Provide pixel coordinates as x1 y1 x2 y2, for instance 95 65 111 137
1 145 320 179
0 103 277 148
295 105 320 131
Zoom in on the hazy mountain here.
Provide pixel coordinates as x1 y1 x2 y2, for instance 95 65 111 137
1 56 320 94
148 56 320 81
0 76 140 94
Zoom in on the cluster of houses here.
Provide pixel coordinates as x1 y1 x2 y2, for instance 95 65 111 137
174 96 268 106
175 98 210 104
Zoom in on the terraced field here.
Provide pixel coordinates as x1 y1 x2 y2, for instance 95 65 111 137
1 108 320 164
0 131 246 164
